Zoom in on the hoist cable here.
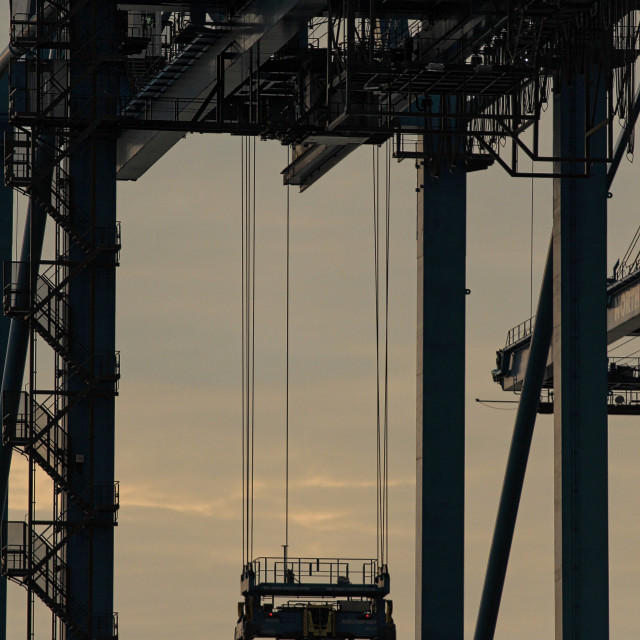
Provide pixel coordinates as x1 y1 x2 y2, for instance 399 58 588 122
530 162 534 318
372 147 381 565
372 144 391 568
383 140 391 567
241 138 246 565
14 191 19 262
246 136 251 565
609 336 638 352
246 136 251 564
251 137 257 563
285 145 291 551
241 136 257 564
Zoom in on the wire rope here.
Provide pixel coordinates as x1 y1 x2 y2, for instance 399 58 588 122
530 162 534 318
373 147 378 561
383 141 391 565
285 145 290 553
246 136 251 565
241 136 257 565
251 137 256 563
241 138 246 566
14 191 19 262
372 143 391 569
620 344 640 359
609 335 638 352
476 400 518 411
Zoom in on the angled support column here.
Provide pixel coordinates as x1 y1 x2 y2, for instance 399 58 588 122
416 153 466 640
553 68 609 640
474 242 553 640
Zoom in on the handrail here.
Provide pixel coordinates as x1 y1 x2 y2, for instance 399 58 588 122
504 315 535 347
248 556 381 586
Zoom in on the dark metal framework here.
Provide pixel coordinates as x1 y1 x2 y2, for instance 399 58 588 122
1 1 640 639
493 263 640 415
1 2 121 638
236 558 395 640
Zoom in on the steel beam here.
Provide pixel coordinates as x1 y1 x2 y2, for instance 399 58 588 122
473 243 553 640
116 0 321 179
416 154 465 640
552 68 609 640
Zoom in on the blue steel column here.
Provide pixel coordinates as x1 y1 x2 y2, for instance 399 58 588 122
552 68 609 639
0 60 12 640
416 157 466 640
66 3 118 635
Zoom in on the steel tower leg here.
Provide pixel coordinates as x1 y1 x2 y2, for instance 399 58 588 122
65 3 119 636
416 157 466 640
553 70 609 639
473 243 553 640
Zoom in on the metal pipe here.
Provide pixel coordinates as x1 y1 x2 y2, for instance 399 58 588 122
0 70 11 640
473 239 553 640
0 146 52 516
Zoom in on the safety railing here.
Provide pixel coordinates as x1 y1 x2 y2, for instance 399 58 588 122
3 261 30 316
91 612 119 639
3 129 32 186
1 521 29 575
10 11 70 48
94 482 120 521
613 256 640 282
30 528 68 610
2 390 30 444
505 315 535 347
608 357 640 384
539 387 640 412
248 557 380 586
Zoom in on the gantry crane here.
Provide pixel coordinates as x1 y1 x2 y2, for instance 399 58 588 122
1 2 640 640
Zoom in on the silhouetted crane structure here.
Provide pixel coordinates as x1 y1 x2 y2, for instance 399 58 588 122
1 1 639 639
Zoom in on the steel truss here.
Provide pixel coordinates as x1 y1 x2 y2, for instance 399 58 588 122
81 1 640 181
8 3 638 178
2 1 640 640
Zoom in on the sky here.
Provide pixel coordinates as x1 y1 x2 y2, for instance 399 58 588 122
2 6 640 640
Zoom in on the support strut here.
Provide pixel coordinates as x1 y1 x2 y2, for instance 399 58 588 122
473 242 553 640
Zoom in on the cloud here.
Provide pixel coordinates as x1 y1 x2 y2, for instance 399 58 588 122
290 509 376 535
297 475 413 489
119 483 242 519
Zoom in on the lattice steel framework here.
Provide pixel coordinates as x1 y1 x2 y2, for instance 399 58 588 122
2 2 121 638
2 1 640 640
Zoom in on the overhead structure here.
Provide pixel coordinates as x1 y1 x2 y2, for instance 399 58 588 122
493 258 640 413
1 1 640 640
